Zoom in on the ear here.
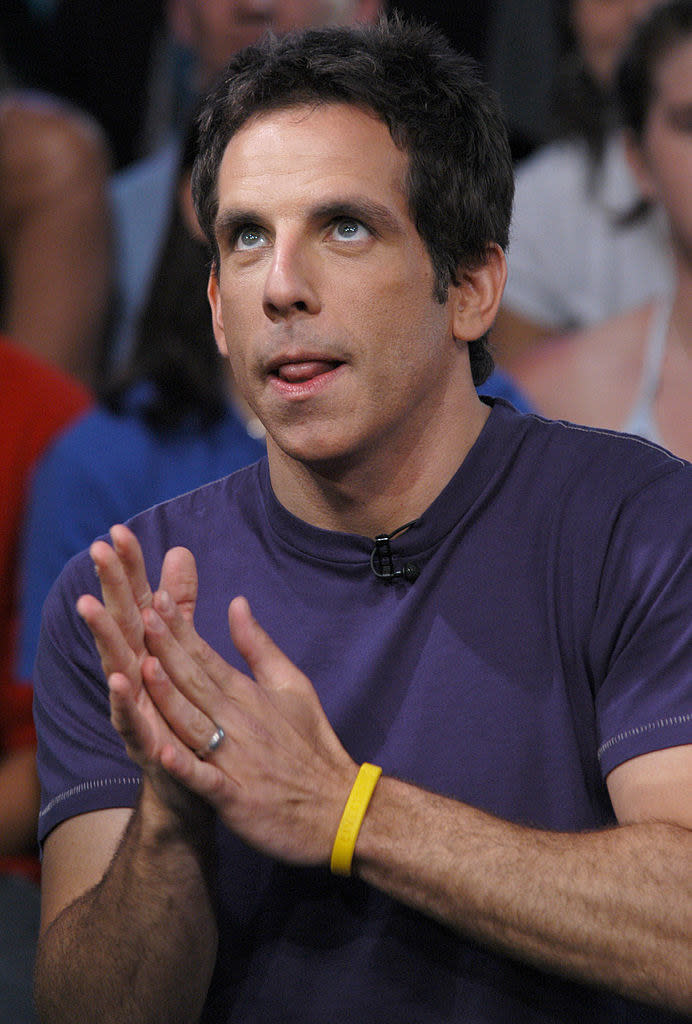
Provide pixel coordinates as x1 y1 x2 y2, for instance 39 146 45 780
450 244 507 343
623 131 658 202
207 268 229 358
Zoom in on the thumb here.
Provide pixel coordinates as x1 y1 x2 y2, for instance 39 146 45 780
228 596 294 690
229 596 350 763
228 596 320 707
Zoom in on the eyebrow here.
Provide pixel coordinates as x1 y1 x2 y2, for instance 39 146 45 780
308 197 404 236
214 208 264 244
214 195 404 242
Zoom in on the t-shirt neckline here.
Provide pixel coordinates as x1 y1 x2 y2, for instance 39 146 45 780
258 399 524 565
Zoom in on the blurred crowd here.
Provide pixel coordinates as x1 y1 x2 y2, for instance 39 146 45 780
0 2 690 1021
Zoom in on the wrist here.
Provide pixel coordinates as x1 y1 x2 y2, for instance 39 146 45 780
138 773 215 853
330 763 382 876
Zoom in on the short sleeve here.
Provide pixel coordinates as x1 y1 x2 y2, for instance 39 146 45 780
591 460 692 776
33 552 140 844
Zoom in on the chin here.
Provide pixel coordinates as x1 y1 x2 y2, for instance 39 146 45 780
270 429 363 474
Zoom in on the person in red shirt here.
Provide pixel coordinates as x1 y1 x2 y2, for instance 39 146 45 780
0 337 90 1023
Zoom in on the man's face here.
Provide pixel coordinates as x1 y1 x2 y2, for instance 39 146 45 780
208 103 470 474
173 0 370 86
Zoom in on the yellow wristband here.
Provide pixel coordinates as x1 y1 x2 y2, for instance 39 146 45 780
330 762 382 876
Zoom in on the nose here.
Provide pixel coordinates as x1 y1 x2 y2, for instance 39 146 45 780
262 240 321 321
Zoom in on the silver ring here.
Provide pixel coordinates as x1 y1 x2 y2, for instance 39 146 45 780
197 725 225 759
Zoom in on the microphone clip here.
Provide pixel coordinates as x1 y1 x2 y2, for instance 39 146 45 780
369 520 420 584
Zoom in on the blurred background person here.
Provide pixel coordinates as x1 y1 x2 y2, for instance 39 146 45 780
0 92 112 386
492 0 674 369
0 1 498 170
512 0 692 461
0 0 165 171
0 339 90 1024
0 65 106 1023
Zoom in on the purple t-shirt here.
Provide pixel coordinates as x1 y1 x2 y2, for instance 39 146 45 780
34 401 691 1023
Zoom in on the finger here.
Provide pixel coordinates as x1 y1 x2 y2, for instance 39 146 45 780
141 604 227 722
159 738 230 801
228 597 345 760
108 670 158 761
110 524 153 610
149 592 280 759
110 666 220 787
90 538 145 653
159 546 198 623
228 596 313 699
141 654 218 756
77 593 142 684
153 588 245 694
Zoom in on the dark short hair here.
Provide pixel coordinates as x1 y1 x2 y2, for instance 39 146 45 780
191 15 514 385
616 0 692 144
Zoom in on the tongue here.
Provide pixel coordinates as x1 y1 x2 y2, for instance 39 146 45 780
277 361 337 382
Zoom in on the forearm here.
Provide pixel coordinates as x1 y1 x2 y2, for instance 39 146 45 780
35 780 218 1024
354 777 692 1015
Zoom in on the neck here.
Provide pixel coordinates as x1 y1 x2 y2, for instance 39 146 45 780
266 391 490 537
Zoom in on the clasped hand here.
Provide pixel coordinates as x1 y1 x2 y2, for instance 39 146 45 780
77 524 358 866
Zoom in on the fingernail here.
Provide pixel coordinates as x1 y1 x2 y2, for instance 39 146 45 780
156 589 172 613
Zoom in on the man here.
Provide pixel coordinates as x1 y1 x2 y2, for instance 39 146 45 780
34 19 691 1023
491 0 673 368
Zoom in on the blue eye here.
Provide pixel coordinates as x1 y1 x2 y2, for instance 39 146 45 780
235 226 266 250
333 219 369 241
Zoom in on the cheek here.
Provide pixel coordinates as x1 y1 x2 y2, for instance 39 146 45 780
365 302 452 389
217 276 263 328
213 293 255 373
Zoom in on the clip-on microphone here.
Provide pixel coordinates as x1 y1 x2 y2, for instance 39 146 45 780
369 519 421 583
